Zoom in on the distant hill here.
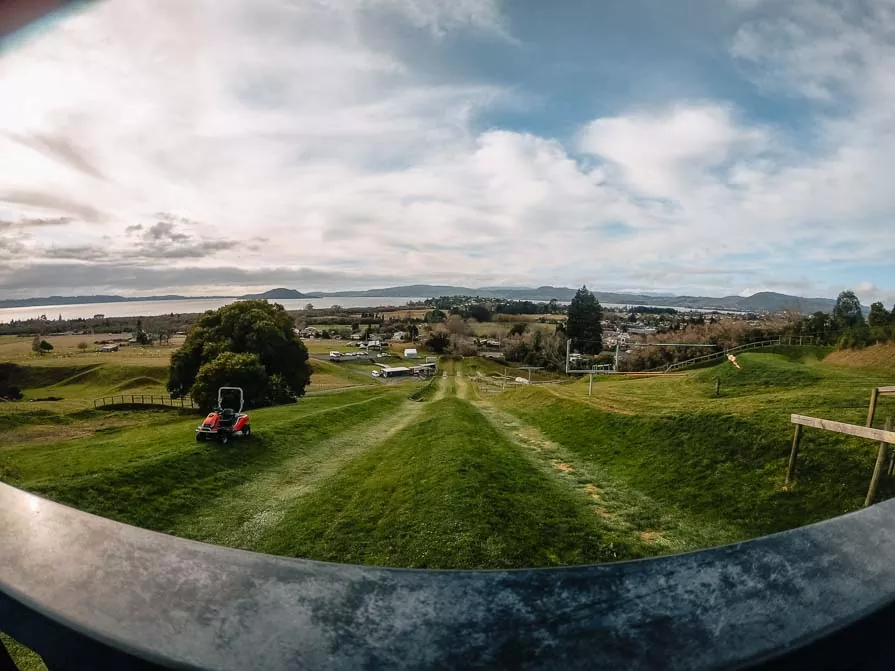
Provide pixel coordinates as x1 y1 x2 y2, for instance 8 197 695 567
0 286 838 314
322 285 837 313
0 294 228 308
238 288 321 300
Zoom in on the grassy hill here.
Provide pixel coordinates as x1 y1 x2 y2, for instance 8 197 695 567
3 348 895 575
824 341 895 372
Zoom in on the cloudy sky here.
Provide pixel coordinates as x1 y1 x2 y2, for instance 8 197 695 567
0 0 894 303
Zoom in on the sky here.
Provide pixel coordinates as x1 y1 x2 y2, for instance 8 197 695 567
0 0 894 304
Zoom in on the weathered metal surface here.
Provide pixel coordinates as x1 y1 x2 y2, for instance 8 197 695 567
3 481 895 670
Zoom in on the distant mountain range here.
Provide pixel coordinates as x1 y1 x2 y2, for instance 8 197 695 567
0 285 837 313
324 285 837 313
0 288 321 309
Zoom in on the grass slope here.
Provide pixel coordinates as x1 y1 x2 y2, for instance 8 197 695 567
256 396 640 567
495 352 895 540
824 341 895 373
4 387 406 533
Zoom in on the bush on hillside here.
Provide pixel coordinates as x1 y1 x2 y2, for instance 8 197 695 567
425 331 450 354
191 352 269 411
168 300 311 406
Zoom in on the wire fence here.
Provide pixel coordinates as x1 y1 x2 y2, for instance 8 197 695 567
93 394 197 410
655 336 817 373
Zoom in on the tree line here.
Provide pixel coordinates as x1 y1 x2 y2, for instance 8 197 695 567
785 290 895 348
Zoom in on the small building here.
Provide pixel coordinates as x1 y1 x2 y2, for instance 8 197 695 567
93 314 105 320
96 344 119 353
299 327 320 339
403 348 419 359
376 366 412 378
349 333 363 340
410 363 437 376
392 331 408 342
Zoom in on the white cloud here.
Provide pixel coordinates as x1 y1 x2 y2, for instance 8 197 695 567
577 104 769 199
0 0 893 300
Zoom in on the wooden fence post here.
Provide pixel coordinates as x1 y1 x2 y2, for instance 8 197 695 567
865 417 893 507
714 378 721 397
786 424 803 485
867 388 880 428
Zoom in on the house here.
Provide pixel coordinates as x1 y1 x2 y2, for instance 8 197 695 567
392 331 408 342
93 314 105 320
403 348 419 359
299 327 319 338
96 344 119 353
349 333 363 340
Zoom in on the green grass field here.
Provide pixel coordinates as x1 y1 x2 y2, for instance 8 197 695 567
4 343 895 666
4 347 895 560
4 345 894 566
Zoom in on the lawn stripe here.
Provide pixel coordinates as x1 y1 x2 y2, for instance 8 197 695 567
174 399 427 548
20 389 408 533
254 396 641 568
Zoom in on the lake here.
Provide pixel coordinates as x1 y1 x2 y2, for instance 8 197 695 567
0 297 746 323
0 297 428 322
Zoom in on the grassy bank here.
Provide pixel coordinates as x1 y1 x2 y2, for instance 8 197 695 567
494 352 895 539
256 396 645 567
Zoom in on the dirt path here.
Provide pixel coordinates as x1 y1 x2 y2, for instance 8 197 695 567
432 372 450 401
175 398 427 548
470 397 740 555
453 362 476 401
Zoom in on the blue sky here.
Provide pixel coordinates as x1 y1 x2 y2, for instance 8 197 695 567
0 0 893 304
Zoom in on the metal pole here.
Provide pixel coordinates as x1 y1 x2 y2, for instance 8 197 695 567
588 372 593 396
565 338 571 373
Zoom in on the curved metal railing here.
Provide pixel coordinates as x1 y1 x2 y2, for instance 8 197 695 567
2 481 895 670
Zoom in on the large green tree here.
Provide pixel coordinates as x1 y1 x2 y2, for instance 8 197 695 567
832 290 865 330
868 302 891 328
168 300 311 404
566 286 603 354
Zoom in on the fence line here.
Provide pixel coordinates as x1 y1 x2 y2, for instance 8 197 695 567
93 394 197 410
655 336 815 373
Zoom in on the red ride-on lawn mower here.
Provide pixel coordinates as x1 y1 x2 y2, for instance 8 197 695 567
196 387 251 444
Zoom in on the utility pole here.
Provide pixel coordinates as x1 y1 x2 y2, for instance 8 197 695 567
565 338 571 373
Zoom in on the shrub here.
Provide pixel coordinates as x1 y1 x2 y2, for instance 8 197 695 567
191 352 269 411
